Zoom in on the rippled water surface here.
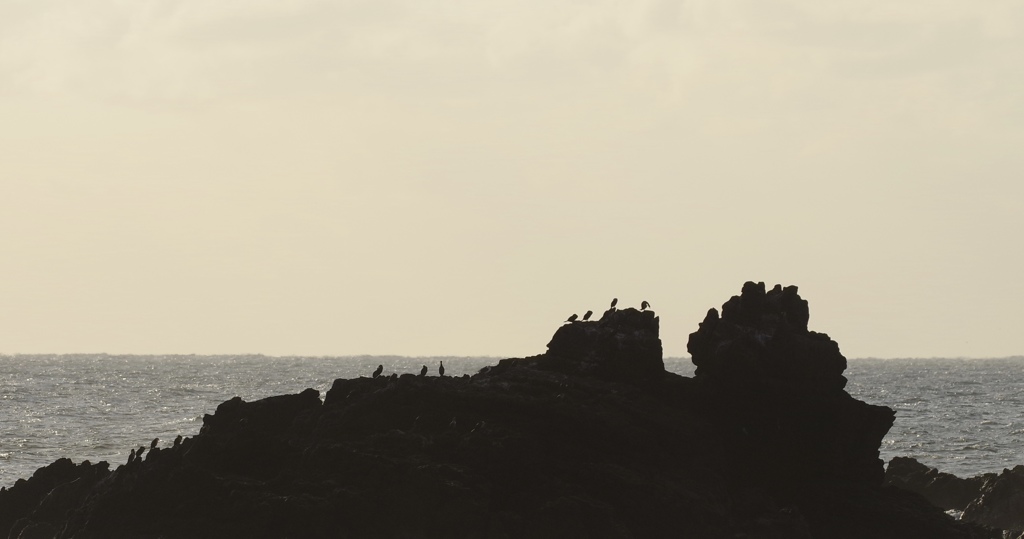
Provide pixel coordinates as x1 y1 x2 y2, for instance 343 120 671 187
2 355 1022 486
845 358 1024 478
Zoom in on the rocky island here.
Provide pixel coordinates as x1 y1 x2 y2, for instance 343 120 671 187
0 284 1004 538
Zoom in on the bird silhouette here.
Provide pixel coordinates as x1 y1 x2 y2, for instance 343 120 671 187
582 310 593 321
173 435 183 447
566 313 578 323
150 438 159 449
372 365 383 378
420 365 428 376
610 298 618 309
641 300 650 311
439 361 446 377
128 448 136 464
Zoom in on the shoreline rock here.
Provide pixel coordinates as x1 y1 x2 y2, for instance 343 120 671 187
885 456 992 512
885 456 1024 536
0 283 1002 538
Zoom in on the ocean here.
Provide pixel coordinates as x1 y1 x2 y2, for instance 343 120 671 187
2 355 1023 488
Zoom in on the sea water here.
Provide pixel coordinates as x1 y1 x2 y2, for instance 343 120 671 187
2 355 1023 488
845 357 1024 478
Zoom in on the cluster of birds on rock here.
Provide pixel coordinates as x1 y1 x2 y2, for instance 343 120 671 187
127 434 184 465
565 298 651 323
372 361 445 379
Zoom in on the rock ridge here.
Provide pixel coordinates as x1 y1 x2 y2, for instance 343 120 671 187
0 284 999 539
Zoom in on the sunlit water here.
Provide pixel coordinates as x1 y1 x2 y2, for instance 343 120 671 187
845 358 1024 479
2 355 1022 487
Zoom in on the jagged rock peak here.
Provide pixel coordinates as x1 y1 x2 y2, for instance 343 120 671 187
721 281 810 330
687 282 847 390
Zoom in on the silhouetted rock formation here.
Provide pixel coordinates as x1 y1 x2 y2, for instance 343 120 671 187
687 282 895 490
516 306 664 382
884 457 1024 535
0 285 1000 538
885 456 991 511
963 465 1024 534
0 459 109 539
688 282 838 389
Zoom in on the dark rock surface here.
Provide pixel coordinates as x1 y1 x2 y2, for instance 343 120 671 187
0 283 1001 538
885 456 992 511
688 282 843 390
883 457 1024 536
962 465 1024 534
0 459 109 539
497 306 664 382
687 282 895 488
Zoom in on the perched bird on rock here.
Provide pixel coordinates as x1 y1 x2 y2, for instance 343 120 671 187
420 365 428 376
582 310 593 321
610 298 618 309
151 438 159 449
439 361 446 377
173 435 183 447
566 313 578 323
372 365 383 378
136 446 146 460
128 448 136 464
641 300 650 311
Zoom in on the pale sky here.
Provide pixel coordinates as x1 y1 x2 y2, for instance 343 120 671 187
1 0 1022 359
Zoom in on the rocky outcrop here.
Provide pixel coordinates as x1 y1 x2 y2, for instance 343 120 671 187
962 465 1024 534
0 459 109 539
687 282 896 489
688 282 843 390
0 284 999 538
885 457 991 511
884 457 1024 535
489 306 663 383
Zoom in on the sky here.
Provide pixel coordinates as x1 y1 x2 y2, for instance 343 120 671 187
1 0 1022 359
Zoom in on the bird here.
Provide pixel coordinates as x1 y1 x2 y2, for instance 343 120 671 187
173 435 183 447
128 448 136 464
439 361 446 377
610 298 618 309
641 300 650 311
136 446 146 460
420 365 428 377
566 313 578 323
372 365 383 378
582 310 593 321
150 438 159 449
